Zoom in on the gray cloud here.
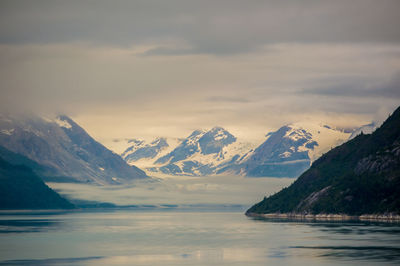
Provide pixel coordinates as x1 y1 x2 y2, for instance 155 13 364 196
0 2 399 141
141 47 198 56
205 96 251 103
1 0 400 55
302 73 400 98
0 42 399 139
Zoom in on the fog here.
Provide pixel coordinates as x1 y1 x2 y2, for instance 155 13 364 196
48 176 294 209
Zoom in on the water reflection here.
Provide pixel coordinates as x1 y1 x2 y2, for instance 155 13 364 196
0 211 400 265
0 256 103 265
0 219 61 233
250 216 400 263
291 245 400 262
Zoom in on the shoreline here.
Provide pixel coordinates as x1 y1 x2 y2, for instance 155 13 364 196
246 212 400 222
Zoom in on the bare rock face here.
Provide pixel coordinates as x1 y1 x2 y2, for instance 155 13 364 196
355 141 400 176
296 186 331 212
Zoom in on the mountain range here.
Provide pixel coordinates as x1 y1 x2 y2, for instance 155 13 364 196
111 127 254 176
246 105 400 218
0 112 377 182
0 114 147 185
112 122 353 177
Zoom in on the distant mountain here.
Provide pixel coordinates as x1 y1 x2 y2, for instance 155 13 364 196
218 123 350 177
107 137 183 169
154 127 252 176
122 138 169 163
0 114 147 184
115 123 349 177
246 106 400 217
117 127 253 176
156 127 236 163
0 156 74 209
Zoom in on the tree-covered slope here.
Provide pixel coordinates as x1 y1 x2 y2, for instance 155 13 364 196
0 157 74 209
247 106 400 216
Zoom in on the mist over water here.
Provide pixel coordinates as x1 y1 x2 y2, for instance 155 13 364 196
47 176 294 209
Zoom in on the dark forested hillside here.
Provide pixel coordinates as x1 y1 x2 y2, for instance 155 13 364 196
247 106 400 216
0 157 74 209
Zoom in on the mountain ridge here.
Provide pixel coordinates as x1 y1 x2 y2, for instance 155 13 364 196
0 114 147 184
117 122 352 177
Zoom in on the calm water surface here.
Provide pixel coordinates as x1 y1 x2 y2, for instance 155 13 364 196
0 210 399 265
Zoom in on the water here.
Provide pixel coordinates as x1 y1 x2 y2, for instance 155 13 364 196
1 210 399 265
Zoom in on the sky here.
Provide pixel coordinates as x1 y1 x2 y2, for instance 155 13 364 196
0 0 399 143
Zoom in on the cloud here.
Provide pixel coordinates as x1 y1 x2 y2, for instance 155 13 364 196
0 1 399 141
0 42 399 142
301 72 400 98
141 47 197 56
0 0 400 55
205 96 251 103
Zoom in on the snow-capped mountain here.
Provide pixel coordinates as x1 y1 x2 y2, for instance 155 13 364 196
119 123 350 178
156 127 236 164
118 127 255 176
155 127 255 176
106 137 182 169
122 138 169 162
0 114 147 184
218 122 351 177
107 122 356 178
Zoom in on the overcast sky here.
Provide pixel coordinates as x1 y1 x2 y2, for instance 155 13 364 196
0 0 399 142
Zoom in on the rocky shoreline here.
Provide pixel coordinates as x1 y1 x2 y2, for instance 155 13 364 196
246 212 400 222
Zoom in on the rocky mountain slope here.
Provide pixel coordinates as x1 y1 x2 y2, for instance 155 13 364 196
0 114 147 184
246 106 400 216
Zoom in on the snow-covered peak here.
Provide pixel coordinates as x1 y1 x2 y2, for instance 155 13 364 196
209 127 231 141
54 116 72 129
185 129 206 146
286 122 351 161
284 126 313 142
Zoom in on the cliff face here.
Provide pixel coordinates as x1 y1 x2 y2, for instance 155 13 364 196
247 106 400 216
